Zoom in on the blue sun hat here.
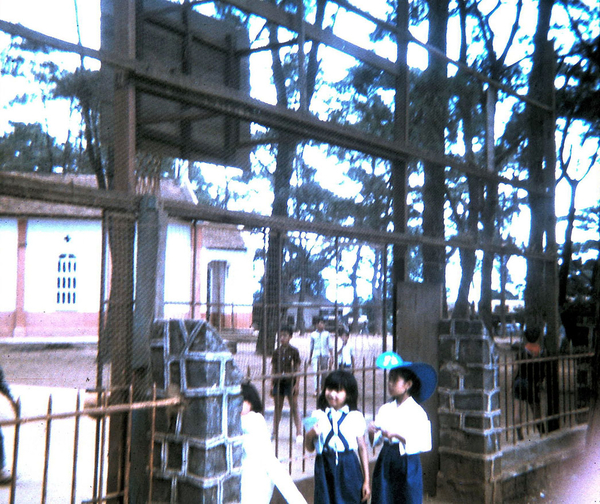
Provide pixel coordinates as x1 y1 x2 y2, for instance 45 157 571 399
376 351 438 403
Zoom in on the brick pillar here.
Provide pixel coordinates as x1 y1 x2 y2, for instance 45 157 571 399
437 320 502 503
149 319 244 503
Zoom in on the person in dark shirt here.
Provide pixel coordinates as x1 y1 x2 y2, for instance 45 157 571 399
271 326 303 443
0 366 17 483
513 326 546 440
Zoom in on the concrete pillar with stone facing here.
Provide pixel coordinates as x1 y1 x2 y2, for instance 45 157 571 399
437 319 502 503
149 319 244 503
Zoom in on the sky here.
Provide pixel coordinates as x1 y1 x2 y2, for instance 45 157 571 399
1 0 598 305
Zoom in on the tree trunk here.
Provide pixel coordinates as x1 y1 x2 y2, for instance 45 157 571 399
421 0 449 287
558 178 577 309
525 0 555 335
526 0 558 432
256 0 326 352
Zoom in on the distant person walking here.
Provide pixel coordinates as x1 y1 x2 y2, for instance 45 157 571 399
309 319 333 396
0 365 17 484
336 327 355 370
271 327 303 443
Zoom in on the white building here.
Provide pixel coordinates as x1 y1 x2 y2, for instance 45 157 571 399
0 173 255 339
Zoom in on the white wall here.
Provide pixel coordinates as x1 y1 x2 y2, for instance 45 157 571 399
163 221 192 318
0 219 18 311
24 219 103 312
200 247 254 308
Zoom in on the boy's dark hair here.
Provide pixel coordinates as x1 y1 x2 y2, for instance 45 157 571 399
317 370 359 411
524 326 541 344
337 327 349 337
241 381 263 414
280 326 294 336
389 367 421 400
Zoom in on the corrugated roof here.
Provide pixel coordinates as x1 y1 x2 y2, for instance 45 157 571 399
201 222 247 250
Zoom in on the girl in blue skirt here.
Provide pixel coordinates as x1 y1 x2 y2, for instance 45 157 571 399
305 370 371 503
368 352 437 504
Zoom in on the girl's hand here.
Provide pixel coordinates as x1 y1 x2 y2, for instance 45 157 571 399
361 481 371 502
304 425 321 452
312 419 326 436
367 421 381 435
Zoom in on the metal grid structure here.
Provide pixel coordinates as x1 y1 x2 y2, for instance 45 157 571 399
1 0 585 500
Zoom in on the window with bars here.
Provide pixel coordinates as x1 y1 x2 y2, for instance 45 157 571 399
57 253 77 307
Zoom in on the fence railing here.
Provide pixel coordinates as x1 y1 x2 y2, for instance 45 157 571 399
496 345 592 446
0 386 181 504
235 335 594 478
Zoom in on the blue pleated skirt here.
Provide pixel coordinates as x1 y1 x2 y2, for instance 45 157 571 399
314 449 363 504
371 444 423 504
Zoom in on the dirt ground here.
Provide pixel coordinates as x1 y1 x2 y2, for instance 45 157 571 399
1 343 98 389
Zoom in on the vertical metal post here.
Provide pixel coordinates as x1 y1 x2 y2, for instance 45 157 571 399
41 397 52 504
113 0 137 194
70 393 82 504
107 0 138 501
297 0 307 112
191 221 198 319
9 401 21 504
392 0 409 344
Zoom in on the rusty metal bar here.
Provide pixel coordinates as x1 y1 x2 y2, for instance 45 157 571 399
148 385 158 504
70 393 82 504
8 400 20 504
123 386 134 503
0 396 181 428
97 391 109 503
41 396 52 504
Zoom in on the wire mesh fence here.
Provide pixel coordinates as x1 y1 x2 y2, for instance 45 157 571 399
1 0 580 498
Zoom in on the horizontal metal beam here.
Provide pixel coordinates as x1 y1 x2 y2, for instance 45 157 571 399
0 19 544 194
0 172 136 213
0 172 549 261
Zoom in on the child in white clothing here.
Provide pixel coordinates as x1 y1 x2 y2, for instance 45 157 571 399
240 382 306 504
336 327 355 370
368 352 437 504
305 370 370 503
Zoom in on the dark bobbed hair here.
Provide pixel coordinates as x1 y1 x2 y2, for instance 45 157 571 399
317 370 359 411
241 381 263 414
389 367 421 400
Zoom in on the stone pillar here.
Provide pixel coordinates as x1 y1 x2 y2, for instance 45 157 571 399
149 319 244 503
437 320 502 503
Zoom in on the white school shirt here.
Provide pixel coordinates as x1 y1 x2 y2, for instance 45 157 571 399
310 330 331 358
310 406 366 454
372 396 432 456
338 342 355 366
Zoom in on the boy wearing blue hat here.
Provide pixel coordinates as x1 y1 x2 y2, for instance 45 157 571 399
368 352 437 504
